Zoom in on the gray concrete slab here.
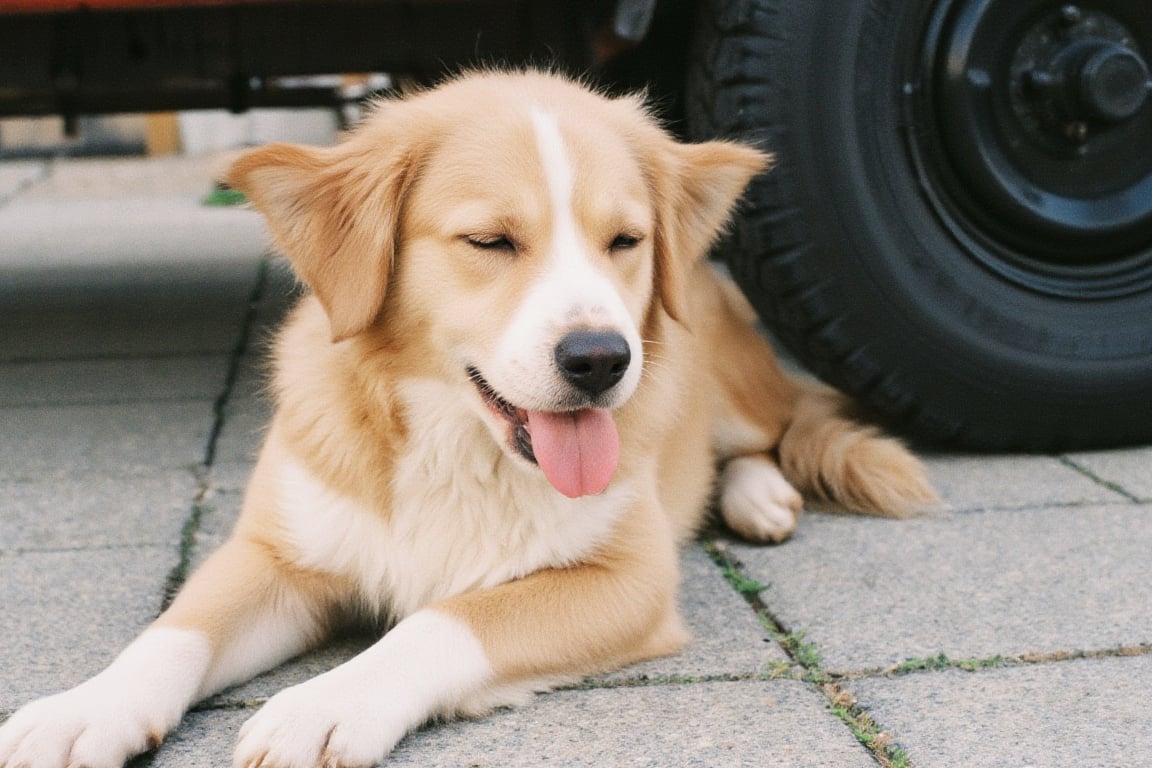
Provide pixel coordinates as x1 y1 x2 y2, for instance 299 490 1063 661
733 505 1152 672
597 542 787 682
392 680 874 768
208 462 255 495
0 470 197 551
0 402 213 481
0 546 173 707
18 155 232 200
0 262 260 361
0 160 47 201
213 396 272 465
0 356 230 406
1065 447 1152 501
164 680 875 768
0 198 267 273
149 709 248 768
923 453 1127 511
851 655 1152 768
249 260 301 334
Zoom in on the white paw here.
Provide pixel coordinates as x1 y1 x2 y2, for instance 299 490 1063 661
0 684 164 768
719 455 803 543
0 628 208 768
234 676 406 768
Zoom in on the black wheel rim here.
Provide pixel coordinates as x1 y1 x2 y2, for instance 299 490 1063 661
910 0 1152 298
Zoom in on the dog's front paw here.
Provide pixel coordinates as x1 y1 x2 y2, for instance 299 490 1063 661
719 455 803 544
0 685 164 768
234 678 407 768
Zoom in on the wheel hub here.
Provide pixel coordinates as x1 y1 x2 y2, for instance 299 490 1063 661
1014 6 1150 140
925 0 1152 278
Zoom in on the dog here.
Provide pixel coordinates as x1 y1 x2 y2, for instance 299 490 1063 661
0 70 936 768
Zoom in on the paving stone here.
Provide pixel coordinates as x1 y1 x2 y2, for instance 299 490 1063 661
0 402 214 481
391 680 873 768
0 197 266 273
167 680 874 768
1065 447 1152 501
229 347 277 402
0 470 197 551
0 160 47 201
249 260 301 334
0 546 173 707
733 505 1152 672
923 453 1126 511
213 396 272 465
597 542 786 681
0 356 230 406
0 262 260 361
19 155 232 200
150 709 249 768
208 462 256 495
851 655 1152 768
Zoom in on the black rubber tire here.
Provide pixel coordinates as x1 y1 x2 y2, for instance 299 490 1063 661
685 0 1152 451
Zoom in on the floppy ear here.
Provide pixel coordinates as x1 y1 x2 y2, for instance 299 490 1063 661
227 141 415 342
651 141 771 322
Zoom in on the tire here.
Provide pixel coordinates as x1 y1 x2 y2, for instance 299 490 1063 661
686 0 1152 450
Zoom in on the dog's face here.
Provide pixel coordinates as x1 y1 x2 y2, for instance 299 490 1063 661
229 72 767 498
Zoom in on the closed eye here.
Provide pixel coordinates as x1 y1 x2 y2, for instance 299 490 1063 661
465 234 516 252
609 233 643 251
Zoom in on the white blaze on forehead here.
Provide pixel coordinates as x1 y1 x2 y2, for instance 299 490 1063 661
485 107 642 409
530 107 579 253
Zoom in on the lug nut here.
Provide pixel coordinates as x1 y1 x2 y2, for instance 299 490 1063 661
1064 120 1089 141
1060 4 1082 26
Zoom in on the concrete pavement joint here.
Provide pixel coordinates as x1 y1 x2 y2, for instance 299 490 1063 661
942 498 1136 514
159 499 210 613
825 643 1152 683
158 257 270 611
204 257 270 467
4 350 226 366
702 540 915 768
0 159 51 208
1057 455 1142 502
0 542 176 556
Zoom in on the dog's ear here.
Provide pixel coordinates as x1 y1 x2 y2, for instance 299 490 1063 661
651 141 770 322
227 141 415 342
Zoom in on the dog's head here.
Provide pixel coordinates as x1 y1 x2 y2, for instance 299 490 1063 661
228 71 767 498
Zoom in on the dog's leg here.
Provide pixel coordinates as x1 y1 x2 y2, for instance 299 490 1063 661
702 269 936 532
232 504 683 768
696 272 807 542
0 536 329 768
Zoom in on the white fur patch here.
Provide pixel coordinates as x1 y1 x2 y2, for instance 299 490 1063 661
0 628 210 768
482 107 643 411
277 379 633 619
198 599 320 699
719 455 802 543
234 610 492 768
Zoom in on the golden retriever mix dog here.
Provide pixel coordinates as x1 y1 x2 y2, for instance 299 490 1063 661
0 70 936 768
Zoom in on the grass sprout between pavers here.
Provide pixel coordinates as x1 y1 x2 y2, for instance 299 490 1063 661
160 500 210 611
703 540 913 768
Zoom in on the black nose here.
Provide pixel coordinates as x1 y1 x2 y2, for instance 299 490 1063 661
555 329 631 397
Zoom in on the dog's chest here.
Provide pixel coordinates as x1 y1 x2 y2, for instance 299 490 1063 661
275 382 630 619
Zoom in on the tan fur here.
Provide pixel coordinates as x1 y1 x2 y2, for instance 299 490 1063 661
0 71 937 768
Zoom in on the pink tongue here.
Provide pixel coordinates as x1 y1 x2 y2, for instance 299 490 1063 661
525 409 619 498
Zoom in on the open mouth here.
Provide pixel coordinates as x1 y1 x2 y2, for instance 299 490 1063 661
466 365 621 499
467 366 536 464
